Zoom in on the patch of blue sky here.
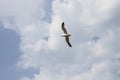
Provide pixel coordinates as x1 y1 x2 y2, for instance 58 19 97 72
92 36 100 42
0 27 39 80
0 28 20 80
42 0 52 23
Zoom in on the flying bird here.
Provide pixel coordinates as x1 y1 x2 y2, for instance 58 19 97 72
61 22 72 47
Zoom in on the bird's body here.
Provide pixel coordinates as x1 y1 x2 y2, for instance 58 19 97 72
61 33 71 37
61 22 72 47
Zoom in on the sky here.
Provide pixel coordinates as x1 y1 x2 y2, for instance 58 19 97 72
0 0 120 80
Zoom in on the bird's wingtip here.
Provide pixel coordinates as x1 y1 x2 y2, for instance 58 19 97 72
62 22 64 25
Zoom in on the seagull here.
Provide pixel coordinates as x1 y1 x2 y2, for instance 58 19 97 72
61 22 72 47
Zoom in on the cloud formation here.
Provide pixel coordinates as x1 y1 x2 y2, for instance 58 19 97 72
0 0 120 80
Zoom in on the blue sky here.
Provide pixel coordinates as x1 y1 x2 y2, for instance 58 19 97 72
0 26 39 80
0 0 120 80
0 28 20 80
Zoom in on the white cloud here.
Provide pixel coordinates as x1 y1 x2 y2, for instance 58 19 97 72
0 0 120 80
0 0 45 30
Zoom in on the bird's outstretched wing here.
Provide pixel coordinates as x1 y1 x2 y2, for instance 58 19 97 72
61 22 68 34
65 36 72 47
